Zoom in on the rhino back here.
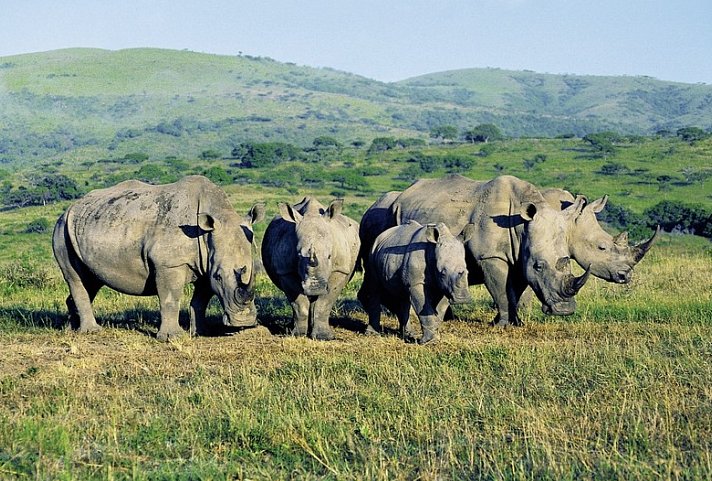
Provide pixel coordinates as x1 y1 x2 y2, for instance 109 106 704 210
371 221 430 289
64 176 232 293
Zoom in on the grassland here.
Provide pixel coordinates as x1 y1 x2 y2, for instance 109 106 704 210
0 181 710 480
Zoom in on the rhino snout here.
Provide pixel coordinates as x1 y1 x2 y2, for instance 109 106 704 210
614 269 631 284
302 277 329 296
223 301 258 327
541 299 577 316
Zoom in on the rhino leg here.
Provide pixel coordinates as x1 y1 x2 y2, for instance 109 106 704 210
480 258 523 327
357 271 383 335
410 285 440 344
289 294 310 336
155 269 189 341
56 253 103 333
308 295 336 341
189 280 212 337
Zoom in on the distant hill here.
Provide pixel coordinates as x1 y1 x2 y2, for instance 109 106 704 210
1 48 711 165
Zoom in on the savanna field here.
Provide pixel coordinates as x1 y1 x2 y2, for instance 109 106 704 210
0 133 711 481
1 48 712 479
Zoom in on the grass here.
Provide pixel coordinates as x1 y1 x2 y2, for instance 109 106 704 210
0 223 710 479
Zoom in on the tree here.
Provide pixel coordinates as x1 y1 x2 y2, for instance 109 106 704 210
583 131 621 157
367 137 397 155
312 136 341 149
676 126 708 143
429 125 458 142
463 124 502 143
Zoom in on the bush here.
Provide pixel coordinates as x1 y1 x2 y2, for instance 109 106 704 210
644 201 711 237
25 218 51 234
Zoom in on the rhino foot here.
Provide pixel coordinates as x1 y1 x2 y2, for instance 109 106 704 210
365 325 382 336
77 322 102 334
156 327 186 342
310 327 336 341
290 325 308 337
419 330 439 345
491 317 510 328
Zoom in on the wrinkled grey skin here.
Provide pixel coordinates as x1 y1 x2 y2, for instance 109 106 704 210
53 175 265 341
359 175 592 326
540 188 659 283
261 197 360 340
358 221 471 344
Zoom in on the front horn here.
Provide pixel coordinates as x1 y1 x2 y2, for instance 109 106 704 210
565 264 592 297
633 226 661 263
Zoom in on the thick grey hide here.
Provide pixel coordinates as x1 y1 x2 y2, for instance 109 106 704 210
358 221 471 344
359 174 593 326
53 175 265 341
261 196 360 340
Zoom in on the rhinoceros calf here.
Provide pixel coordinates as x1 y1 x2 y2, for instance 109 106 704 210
358 221 471 344
52 175 265 341
261 197 360 340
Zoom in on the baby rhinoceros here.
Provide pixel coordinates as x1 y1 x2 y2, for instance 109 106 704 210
261 197 360 340
358 220 471 344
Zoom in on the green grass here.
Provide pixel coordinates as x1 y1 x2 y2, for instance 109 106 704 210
0 206 710 479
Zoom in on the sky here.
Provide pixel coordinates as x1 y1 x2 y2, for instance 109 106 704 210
1 0 710 84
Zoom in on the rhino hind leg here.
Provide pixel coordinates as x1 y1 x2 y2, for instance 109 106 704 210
65 279 103 333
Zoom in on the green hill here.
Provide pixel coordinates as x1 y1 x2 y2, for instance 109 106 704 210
1 48 711 165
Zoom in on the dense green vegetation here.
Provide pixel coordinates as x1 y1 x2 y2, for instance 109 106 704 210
2 48 712 167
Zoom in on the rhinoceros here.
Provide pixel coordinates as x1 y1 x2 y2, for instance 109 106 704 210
539 187 659 283
52 175 265 341
359 175 592 326
358 220 471 344
261 197 360 340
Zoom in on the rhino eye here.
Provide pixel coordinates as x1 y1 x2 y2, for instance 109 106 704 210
533 261 544 272
598 243 608 251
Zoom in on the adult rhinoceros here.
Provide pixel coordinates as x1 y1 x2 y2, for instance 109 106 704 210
261 197 360 340
359 175 592 326
539 187 659 283
53 175 265 341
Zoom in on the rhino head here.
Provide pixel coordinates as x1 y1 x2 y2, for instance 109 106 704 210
280 199 343 297
426 223 471 305
198 203 265 326
520 202 590 316
565 195 660 283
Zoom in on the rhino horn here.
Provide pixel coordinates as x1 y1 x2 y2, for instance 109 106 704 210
565 264 591 297
632 226 661 263
613 231 629 247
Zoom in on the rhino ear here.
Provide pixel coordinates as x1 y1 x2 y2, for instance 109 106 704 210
245 203 266 225
563 195 587 218
279 203 302 224
198 213 219 232
393 204 403 226
460 223 477 243
326 199 344 219
520 203 538 222
585 195 608 214
425 224 440 243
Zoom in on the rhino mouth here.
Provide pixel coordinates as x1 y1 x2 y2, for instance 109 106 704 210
541 299 576 316
223 300 258 327
302 277 329 296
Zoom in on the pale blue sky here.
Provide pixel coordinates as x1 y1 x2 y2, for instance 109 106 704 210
1 0 710 84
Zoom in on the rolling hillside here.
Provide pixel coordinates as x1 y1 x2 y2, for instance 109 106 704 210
1 48 711 165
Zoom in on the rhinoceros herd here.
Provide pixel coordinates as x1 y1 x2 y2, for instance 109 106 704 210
52 174 659 344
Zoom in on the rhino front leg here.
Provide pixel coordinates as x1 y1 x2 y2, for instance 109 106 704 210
156 270 188 341
189 279 212 337
309 295 336 341
480 258 520 327
289 294 310 336
357 271 383 335
410 285 440 344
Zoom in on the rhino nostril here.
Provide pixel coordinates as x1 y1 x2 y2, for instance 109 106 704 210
617 271 630 283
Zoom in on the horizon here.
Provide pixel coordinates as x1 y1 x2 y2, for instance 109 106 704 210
1 46 708 86
1 1 710 86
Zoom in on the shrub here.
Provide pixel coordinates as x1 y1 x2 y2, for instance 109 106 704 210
25 218 51 234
